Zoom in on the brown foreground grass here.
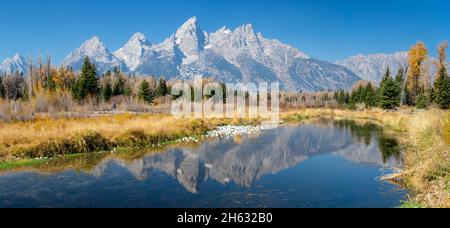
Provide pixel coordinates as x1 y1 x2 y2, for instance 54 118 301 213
0 107 448 207
0 114 232 162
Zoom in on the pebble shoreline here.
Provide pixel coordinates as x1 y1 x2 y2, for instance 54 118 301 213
175 125 261 143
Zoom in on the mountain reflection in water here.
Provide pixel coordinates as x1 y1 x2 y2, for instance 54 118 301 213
92 120 402 193
0 120 405 208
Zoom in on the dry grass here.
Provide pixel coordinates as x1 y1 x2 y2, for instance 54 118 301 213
0 114 219 161
445 113 450 144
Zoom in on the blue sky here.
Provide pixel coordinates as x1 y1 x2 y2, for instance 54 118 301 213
1 0 449 64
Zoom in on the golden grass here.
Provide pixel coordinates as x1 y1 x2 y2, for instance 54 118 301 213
445 113 450 144
0 114 220 161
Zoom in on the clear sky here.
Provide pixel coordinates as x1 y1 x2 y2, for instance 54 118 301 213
1 0 449 64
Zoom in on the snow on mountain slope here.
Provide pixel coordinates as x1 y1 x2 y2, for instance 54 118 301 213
133 35 184 78
174 16 207 62
62 17 361 91
336 52 408 83
0 54 29 75
62 36 126 73
113 33 152 71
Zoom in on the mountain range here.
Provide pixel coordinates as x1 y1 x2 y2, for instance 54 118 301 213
1 16 427 92
336 52 409 84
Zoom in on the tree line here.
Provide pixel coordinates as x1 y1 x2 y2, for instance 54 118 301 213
0 56 170 105
1 41 449 111
333 41 450 110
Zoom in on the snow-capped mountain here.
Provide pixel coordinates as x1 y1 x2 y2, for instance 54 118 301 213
336 52 408 84
62 36 126 73
174 16 207 62
60 17 361 91
0 54 29 76
113 33 152 71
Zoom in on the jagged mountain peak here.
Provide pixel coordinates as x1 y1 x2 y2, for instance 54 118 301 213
175 16 207 58
0 53 29 75
235 23 255 33
128 32 151 46
11 53 25 61
217 26 232 33
114 32 153 71
180 16 199 27
81 36 105 49
63 36 125 73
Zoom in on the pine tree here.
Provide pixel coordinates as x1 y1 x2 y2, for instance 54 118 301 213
138 79 153 103
72 57 99 101
351 85 364 104
113 75 125 96
380 76 401 110
337 90 346 105
381 66 392 85
101 81 112 102
364 83 377 107
433 41 450 109
123 85 132 96
377 66 392 106
433 67 450 109
156 77 168 97
416 91 429 109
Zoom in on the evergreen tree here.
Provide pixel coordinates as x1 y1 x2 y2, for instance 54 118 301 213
138 79 153 103
72 57 99 101
433 67 450 109
113 75 125 96
345 91 350 104
380 76 401 110
351 85 364 104
381 66 392 85
433 41 450 109
377 67 392 106
416 91 429 109
123 85 132 96
337 90 346 105
101 81 112 102
156 77 168 97
364 83 377 107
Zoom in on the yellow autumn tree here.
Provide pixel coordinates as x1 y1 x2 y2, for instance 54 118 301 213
54 66 76 91
407 41 429 104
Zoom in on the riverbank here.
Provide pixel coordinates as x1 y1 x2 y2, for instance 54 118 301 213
281 108 450 208
0 108 448 207
0 114 265 162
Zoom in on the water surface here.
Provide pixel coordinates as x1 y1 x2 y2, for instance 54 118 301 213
0 120 406 208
